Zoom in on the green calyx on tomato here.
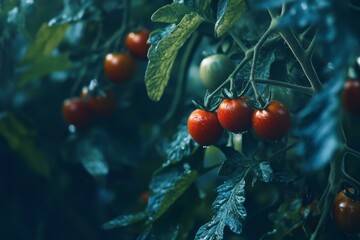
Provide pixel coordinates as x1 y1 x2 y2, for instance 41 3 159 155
187 109 224 146
252 100 291 141
199 54 235 91
333 188 360 233
104 53 136 84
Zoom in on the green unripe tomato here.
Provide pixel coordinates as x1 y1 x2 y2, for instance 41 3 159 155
199 54 235 90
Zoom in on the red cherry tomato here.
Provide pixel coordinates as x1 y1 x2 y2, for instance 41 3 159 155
104 53 136 84
125 29 150 60
62 98 91 128
333 188 360 233
217 97 253 133
252 100 291 141
187 109 223 146
81 87 117 116
342 80 360 115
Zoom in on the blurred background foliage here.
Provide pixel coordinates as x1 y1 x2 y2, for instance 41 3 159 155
0 0 171 239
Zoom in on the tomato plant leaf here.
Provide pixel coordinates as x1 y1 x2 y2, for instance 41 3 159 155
48 2 100 26
18 52 73 87
293 75 343 170
215 0 248 38
260 198 304 240
252 161 273 186
138 217 180 240
146 163 198 222
76 140 109 177
151 3 191 23
145 12 203 101
160 124 197 166
0 112 50 178
195 172 247 240
102 212 149 230
21 23 69 64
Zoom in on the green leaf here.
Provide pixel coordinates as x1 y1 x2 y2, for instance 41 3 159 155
260 199 304 240
151 3 191 23
145 12 203 101
76 140 109 177
252 161 273 186
21 23 69 64
215 0 248 37
17 52 73 87
147 163 198 222
0 113 50 178
102 212 149 230
195 171 247 240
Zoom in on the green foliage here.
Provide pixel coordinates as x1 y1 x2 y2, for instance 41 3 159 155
18 52 73 87
151 3 191 24
0 113 50 178
145 12 203 101
195 173 247 240
21 23 69 64
215 0 248 37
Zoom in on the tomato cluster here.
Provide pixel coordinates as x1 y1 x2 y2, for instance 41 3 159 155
188 98 291 146
62 87 117 129
104 29 150 84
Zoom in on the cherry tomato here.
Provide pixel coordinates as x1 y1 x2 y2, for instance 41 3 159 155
217 97 253 133
139 191 149 204
187 109 223 146
342 80 360 115
81 87 117 116
333 188 360 233
104 53 136 84
125 29 150 60
199 54 235 90
62 98 91 128
252 100 291 141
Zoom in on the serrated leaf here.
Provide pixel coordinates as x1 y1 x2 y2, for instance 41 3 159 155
145 12 203 101
0 112 50 178
17 52 73 87
215 0 248 37
147 163 198 222
21 23 69 64
252 161 273 186
160 123 198 166
151 3 191 23
102 212 149 230
195 172 247 240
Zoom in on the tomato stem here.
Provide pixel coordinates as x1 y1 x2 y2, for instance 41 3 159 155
268 8 322 93
248 20 276 107
345 145 360 159
254 78 314 95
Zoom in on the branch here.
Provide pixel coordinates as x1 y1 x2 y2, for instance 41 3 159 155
254 78 314 95
248 21 277 105
278 28 322 93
